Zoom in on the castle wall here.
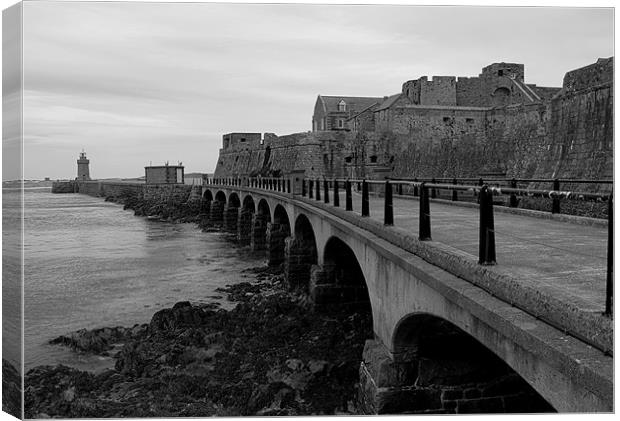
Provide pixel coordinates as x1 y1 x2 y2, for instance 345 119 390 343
419 76 457 106
532 58 613 191
213 58 612 186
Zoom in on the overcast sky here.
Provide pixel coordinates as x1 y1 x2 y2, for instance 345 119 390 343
9 1 616 179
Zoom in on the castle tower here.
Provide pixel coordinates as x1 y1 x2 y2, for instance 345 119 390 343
77 150 90 181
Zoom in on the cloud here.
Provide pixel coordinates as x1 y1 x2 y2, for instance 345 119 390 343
17 2 614 179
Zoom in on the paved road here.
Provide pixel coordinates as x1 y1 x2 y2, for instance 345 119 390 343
320 188 609 314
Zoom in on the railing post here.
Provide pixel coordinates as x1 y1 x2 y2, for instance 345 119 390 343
552 178 561 214
431 178 437 199
333 179 340 207
413 178 419 197
478 185 497 265
452 178 458 202
384 180 393 226
397 182 403 196
315 178 321 201
309 179 314 199
509 178 518 208
345 180 353 211
302 179 307 197
323 178 329 204
361 179 369 217
419 182 431 241
605 194 613 317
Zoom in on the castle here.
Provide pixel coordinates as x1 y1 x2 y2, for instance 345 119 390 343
214 58 613 186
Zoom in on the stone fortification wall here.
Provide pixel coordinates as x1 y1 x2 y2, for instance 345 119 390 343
213 58 612 185
214 131 349 179
77 181 201 221
532 58 613 192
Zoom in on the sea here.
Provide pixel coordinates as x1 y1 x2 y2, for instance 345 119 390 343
2 187 263 373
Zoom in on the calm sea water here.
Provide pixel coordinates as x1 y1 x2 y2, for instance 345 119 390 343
4 188 263 372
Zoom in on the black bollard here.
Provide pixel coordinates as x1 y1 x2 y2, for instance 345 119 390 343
362 180 369 217
384 180 393 226
333 179 340 207
452 178 458 202
478 185 497 265
345 180 353 211
324 179 329 204
605 194 613 316
316 178 321 201
419 183 431 241
509 178 518 208
551 179 561 214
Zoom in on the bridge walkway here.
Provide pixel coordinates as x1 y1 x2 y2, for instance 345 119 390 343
345 192 607 313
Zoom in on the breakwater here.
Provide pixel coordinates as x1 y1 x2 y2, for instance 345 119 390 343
76 181 203 222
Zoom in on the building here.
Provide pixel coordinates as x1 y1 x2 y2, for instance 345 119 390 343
145 163 184 184
76 151 91 181
312 95 383 131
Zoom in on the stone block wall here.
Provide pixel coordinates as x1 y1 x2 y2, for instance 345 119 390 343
212 58 612 187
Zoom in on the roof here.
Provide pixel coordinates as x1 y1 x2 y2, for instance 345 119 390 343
347 102 381 121
375 93 402 111
319 95 384 114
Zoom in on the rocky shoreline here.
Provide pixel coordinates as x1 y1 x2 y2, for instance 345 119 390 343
25 263 372 418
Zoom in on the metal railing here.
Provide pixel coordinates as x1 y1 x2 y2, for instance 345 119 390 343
206 175 613 317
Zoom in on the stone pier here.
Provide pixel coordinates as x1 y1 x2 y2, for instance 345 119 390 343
284 236 316 291
223 203 239 233
358 337 554 415
250 213 269 251
266 222 289 266
237 208 253 245
309 264 370 311
209 200 225 226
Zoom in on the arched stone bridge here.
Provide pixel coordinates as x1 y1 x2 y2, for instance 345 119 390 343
201 182 612 414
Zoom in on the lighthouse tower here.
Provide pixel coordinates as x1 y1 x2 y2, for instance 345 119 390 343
77 151 91 181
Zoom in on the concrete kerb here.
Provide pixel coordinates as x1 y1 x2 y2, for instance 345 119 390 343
212 186 612 410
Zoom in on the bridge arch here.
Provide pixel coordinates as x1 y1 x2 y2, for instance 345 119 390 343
284 213 317 291
266 204 291 267
223 192 241 232
201 189 214 214
251 199 272 252
207 190 227 227
378 312 555 414
237 195 256 245
312 236 372 313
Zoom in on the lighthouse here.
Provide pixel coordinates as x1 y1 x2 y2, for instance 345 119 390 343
77 151 91 181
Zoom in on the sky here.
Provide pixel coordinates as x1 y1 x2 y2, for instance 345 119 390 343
2 0 616 179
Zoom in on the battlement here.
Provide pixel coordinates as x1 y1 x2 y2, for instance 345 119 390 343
480 62 525 80
222 133 263 150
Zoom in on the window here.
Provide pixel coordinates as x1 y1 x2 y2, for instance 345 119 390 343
345 156 353 163
338 100 346 111
240 137 246 142
498 69 504 76
338 119 344 128
466 118 474 124
369 155 378 163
